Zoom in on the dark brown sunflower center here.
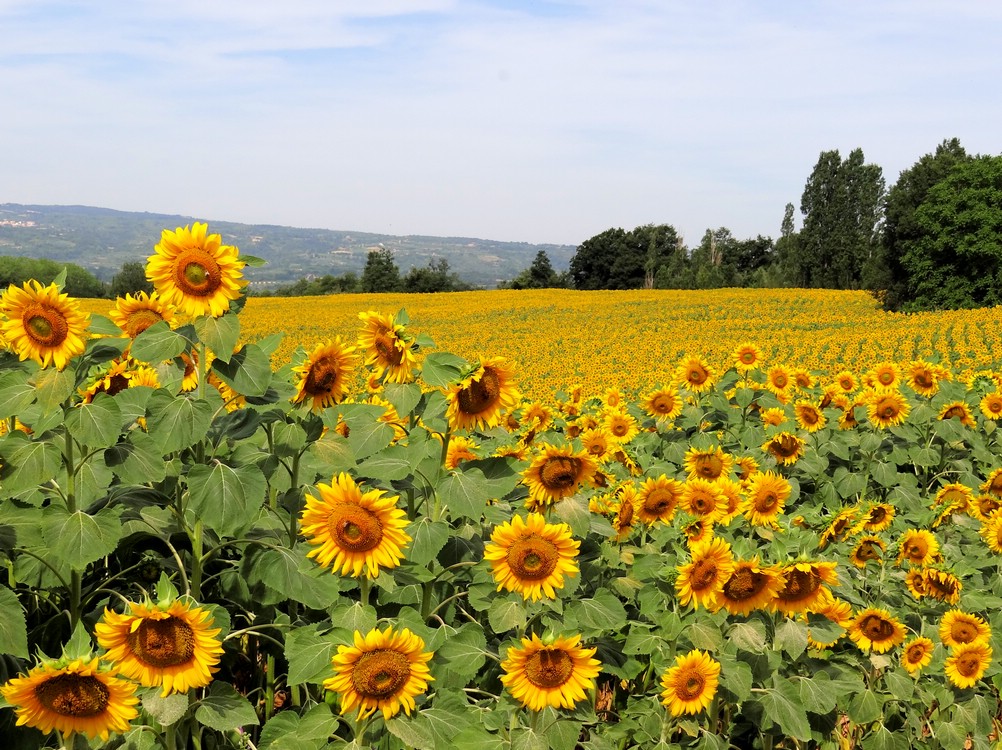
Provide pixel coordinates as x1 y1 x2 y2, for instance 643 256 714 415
839 378 854 390
867 507 887 524
689 559 720 590
304 356 341 395
906 644 927 663
772 374 788 389
770 436 800 457
981 497 1001 515
525 648 574 689
643 489 676 516
125 309 164 338
956 653 982 677
989 477 1002 497
540 457 582 491
586 438 606 455
878 371 895 385
694 456 723 479
126 616 196 668
677 667 706 700
951 622 979 644
800 408 820 425
351 650 411 698
687 368 707 385
778 570 821 602
103 373 131 398
859 615 894 641
723 568 765 601
690 492 716 516
855 542 881 561
755 491 778 513
942 406 966 420
914 371 932 387
24 305 69 347
652 394 675 413
988 398 1002 414
457 369 501 415
905 541 928 561
327 505 383 552
878 400 898 418
506 535 559 580
617 499 635 528
176 249 222 297
925 575 958 599
610 420 629 437
34 673 109 717
374 332 404 366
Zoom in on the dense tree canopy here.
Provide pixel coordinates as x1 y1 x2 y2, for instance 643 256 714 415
507 250 565 289
360 248 402 293
109 261 154 298
0 256 106 298
570 224 680 290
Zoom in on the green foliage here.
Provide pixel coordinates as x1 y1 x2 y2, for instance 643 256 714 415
402 258 473 293
0 255 106 297
108 261 154 298
360 247 402 292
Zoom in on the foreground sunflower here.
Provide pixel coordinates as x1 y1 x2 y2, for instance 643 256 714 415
945 642 993 689
522 444 597 509
300 473 411 578
906 360 942 397
848 607 906 653
642 385 682 421
604 407 639 443
901 637 935 674
94 598 223 696
939 610 991 649
636 475 683 524
500 633 600 711
0 657 139 741
865 389 910 429
761 432 805 466
444 435 479 470
772 561 839 614
0 280 89 369
660 650 721 716
446 357 521 431
483 513 579 601
676 537 734 610
718 558 784 616
683 445 733 481
850 536 886 568
732 342 763 372
743 471 790 528
146 222 246 318
109 291 176 339
357 310 418 384
324 626 433 720
292 339 358 411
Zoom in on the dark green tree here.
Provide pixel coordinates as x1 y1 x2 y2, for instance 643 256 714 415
0 256 106 298
360 248 402 293
773 202 799 285
509 250 563 289
570 224 680 290
109 261 154 298
403 259 472 293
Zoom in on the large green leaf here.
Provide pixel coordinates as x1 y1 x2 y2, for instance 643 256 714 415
33 368 76 411
436 622 488 677
212 343 272 397
758 678 811 741
440 470 490 521
195 313 240 363
407 518 451 566
488 596 527 633
41 506 123 570
420 352 469 388
567 590 627 631
131 321 188 363
0 586 29 657
187 462 265 537
383 382 423 418
285 624 336 685
0 435 63 494
146 390 214 453
0 373 37 418
105 431 167 485
193 681 258 731
259 704 340 750
344 419 394 461
141 689 189 727
64 394 122 448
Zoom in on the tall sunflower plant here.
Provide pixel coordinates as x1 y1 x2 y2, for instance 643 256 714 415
3 229 1002 748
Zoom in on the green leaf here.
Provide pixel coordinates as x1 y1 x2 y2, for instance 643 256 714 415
193 681 259 731
793 674 838 714
141 689 189 727
0 435 63 493
329 601 378 634
308 434 356 475
385 717 436 750
847 688 882 724
105 431 167 484
356 445 414 482
187 462 265 537
64 394 122 449
146 390 214 453
718 657 752 702
421 352 469 388
860 725 910 750
259 704 340 750
440 470 491 521
452 726 505 749
551 495 591 537
212 343 273 397
243 545 342 610
344 419 394 460
773 618 808 659
882 669 913 703
568 590 627 631
0 374 37 418
41 506 122 569
624 626 664 656
758 679 811 741
130 321 188 363
407 518 451 566
488 596 527 632
0 586 28 657
33 368 76 411
436 622 487 677
195 313 240 363
511 727 549 750
383 382 423 418
727 620 767 652
685 620 722 651
285 624 336 685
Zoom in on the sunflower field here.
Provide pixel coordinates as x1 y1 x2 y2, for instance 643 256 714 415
2 225 1002 750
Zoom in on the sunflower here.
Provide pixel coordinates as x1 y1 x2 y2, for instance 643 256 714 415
681 478 728 523
743 471 790 528
601 386 624 409
734 456 759 485
854 503 895 534
660 650 721 716
980 392 1002 420
610 484 639 542
718 558 784 616
483 513 579 601
676 356 716 394
208 371 246 412
0 657 139 741
981 512 1002 554
324 626 433 720
732 342 763 372
683 445 733 482
682 517 714 546
896 529 940 567
521 401 555 431
865 389 910 429
445 435 479 470
906 361 941 397
833 370 857 393
292 339 358 411
939 610 991 650
357 310 418 384
865 362 901 390
973 494 1002 522
901 637 935 674
792 369 815 389
300 473 411 578
675 537 734 610
772 561 839 615
944 642 992 689
982 468 1002 499
848 607 905 653
642 385 682 421
919 568 962 605
604 408 639 444
179 351 199 392
146 222 245 318
500 633 600 711
109 291 176 339
580 428 615 463
760 407 787 427
818 508 858 550
836 397 864 430
0 280 89 369
938 401 976 428
849 536 886 568
636 475 683 525
446 357 521 431
715 478 745 525
522 444 597 509
761 432 805 466
129 366 161 389
904 568 926 599
808 594 854 649
765 366 793 400
94 599 224 696
932 483 974 511
79 357 136 403
794 401 826 433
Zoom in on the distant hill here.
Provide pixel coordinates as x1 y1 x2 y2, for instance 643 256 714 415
0 204 577 289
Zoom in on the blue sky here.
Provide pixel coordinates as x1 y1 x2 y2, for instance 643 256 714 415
3 0 1001 246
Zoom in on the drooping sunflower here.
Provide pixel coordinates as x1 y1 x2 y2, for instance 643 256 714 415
850 536 886 568
146 222 246 318
660 650 721 716
896 529 940 567
300 473 411 578
793 401 826 433
854 503 895 534
79 357 136 403
743 471 790 528
675 537 734 610
522 444 597 509
865 388 910 429
938 401 977 428
642 385 682 421
681 478 728 523
944 642 992 689
324 626 433 720
761 432 805 466
981 512 1002 554
905 568 926 599
718 558 784 616
609 484 640 542
483 513 579 601
792 368 815 389
292 339 358 411
446 357 521 432
357 310 418 384
580 427 615 463
500 633 601 711
865 362 901 390
0 657 139 741
0 280 90 370
980 392 1002 420
732 342 763 372
109 291 176 339
683 445 733 482
818 507 859 550
715 478 745 525
973 494 1001 522
675 356 716 394
604 407 639 444
445 435 479 470
901 637 935 674
932 483 974 513
906 360 941 397
848 607 905 653
939 610 991 650
982 468 1002 499
919 568 962 605
94 598 223 697
836 396 864 430
636 474 684 525
772 561 839 615
179 350 199 392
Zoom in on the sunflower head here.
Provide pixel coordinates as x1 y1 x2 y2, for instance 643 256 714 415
109 291 176 339
794 401 826 432
901 637 935 674
849 607 906 653
980 392 1002 420
945 642 993 689
772 561 839 614
660 650 721 716
522 443 597 509
850 537 883 570
683 445 732 481
907 360 941 397
500 633 601 712
357 310 418 384
761 432 805 466
732 342 762 372
718 558 784 616
636 474 683 525
483 513 580 600
676 356 716 394
292 339 359 411
675 537 734 610
939 610 991 649
896 529 939 566
865 388 910 429
446 357 521 432
643 385 682 420
0 279 90 369
939 401 976 428
744 471 790 528
865 362 900 390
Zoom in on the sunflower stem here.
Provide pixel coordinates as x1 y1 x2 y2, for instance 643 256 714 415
165 724 178 750
63 429 83 629
265 653 277 723
190 519 204 601
196 341 207 402
359 576 372 608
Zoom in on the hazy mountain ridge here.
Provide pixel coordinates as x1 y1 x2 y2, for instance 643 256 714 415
0 204 576 288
